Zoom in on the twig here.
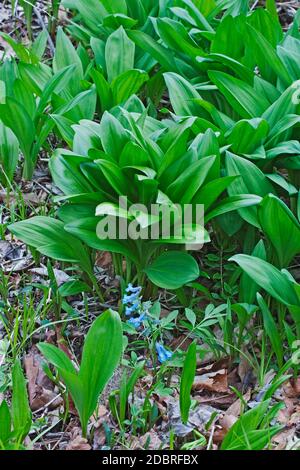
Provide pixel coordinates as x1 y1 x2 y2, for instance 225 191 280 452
33 6 55 56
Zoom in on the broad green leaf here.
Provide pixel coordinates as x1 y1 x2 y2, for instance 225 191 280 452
208 71 269 119
0 32 33 63
13 79 36 119
101 0 127 15
221 400 281 450
90 68 112 113
0 401 11 446
0 98 35 168
0 122 19 184
164 72 202 116
194 176 237 209
205 194 262 223
79 310 123 429
166 155 216 203
38 310 123 437
11 360 31 442
230 255 299 306
240 240 266 304
257 294 283 368
262 84 298 128
50 151 95 195
65 217 138 263
37 343 78 375
62 0 107 32
111 69 148 106
105 27 135 83
36 65 76 115
127 30 179 72
225 152 274 227
211 14 245 60
99 111 130 161
225 118 269 154
144 251 200 289
156 17 202 59
246 24 290 86
9 216 91 271
180 341 197 424
258 194 300 268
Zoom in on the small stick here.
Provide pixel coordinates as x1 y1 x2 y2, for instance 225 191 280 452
33 6 55 56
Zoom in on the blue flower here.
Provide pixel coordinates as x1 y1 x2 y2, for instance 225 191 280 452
128 313 146 329
156 342 172 363
122 292 141 305
126 284 142 294
125 305 139 316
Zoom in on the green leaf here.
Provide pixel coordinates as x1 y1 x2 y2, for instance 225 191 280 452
145 251 200 290
0 97 35 173
246 24 290 86
0 32 33 63
221 400 281 450
225 118 269 154
258 194 300 268
156 17 202 59
11 360 31 442
127 30 178 72
240 240 266 304
205 194 262 223
90 68 112 113
194 176 236 209
0 401 11 446
166 156 216 204
262 84 298 128
38 310 123 437
164 72 202 116
50 151 95 195
105 27 135 83
79 310 123 430
180 341 197 425
65 217 138 263
257 294 283 368
225 152 274 227
99 111 130 161
9 216 91 271
0 122 19 184
208 71 269 119
230 255 299 307
37 343 78 375
37 65 76 115
53 27 83 95
111 69 148 106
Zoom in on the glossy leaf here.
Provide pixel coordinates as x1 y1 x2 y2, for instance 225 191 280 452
38 310 123 437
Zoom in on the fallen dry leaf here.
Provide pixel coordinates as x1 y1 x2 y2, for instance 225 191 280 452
219 414 237 431
166 397 221 437
224 389 251 418
30 266 71 285
196 358 230 374
91 406 112 449
66 436 91 451
283 378 300 398
131 430 163 450
277 397 295 425
95 251 112 268
0 191 44 205
193 369 228 393
273 428 297 450
24 350 63 411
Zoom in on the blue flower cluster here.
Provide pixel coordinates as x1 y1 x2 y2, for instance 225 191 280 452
122 284 172 364
156 342 173 363
123 284 144 327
